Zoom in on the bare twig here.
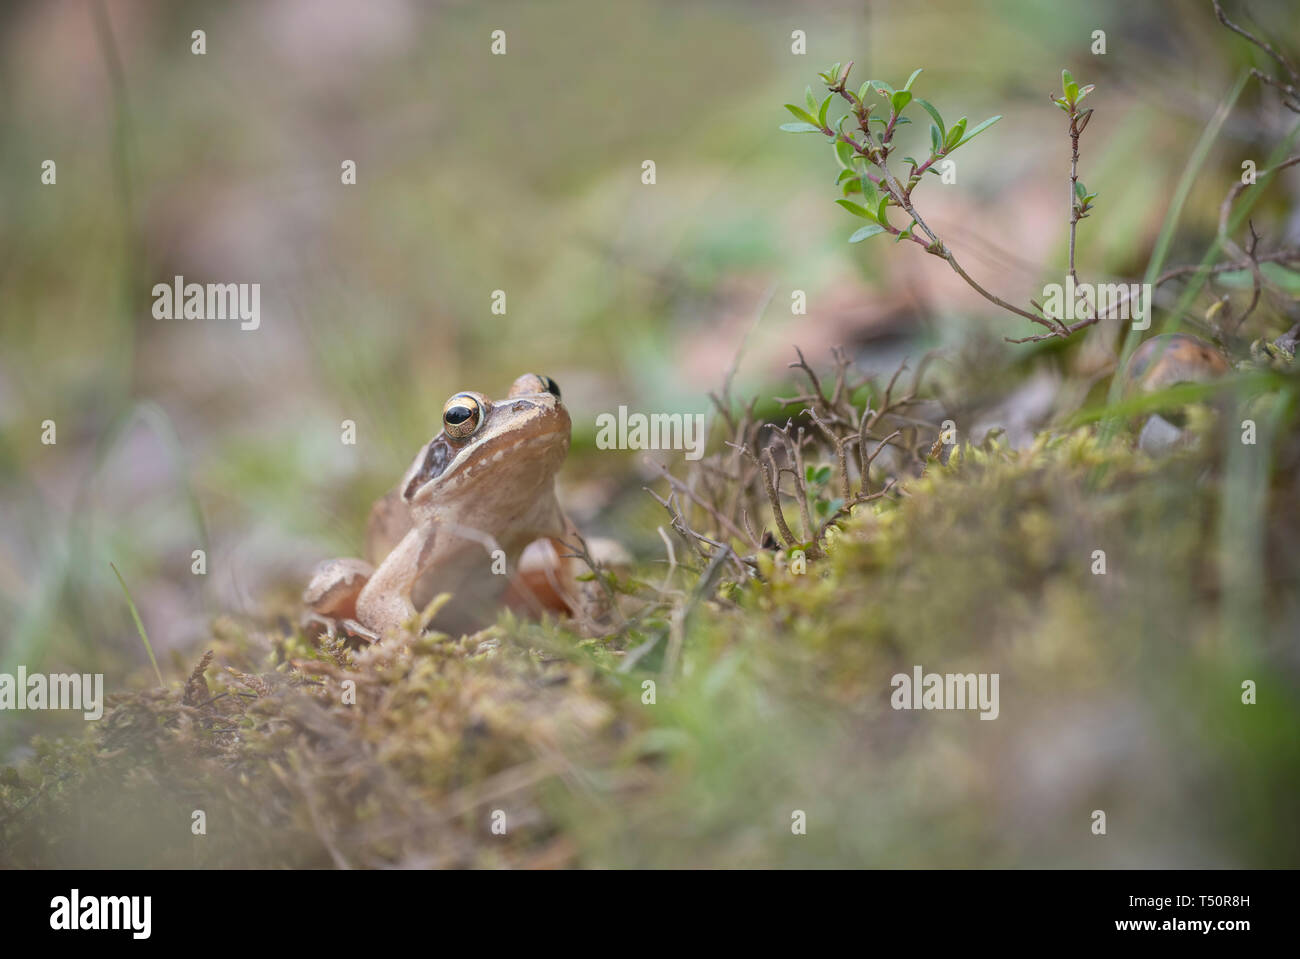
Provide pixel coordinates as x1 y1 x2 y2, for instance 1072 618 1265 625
1155 248 1300 285
1214 2 1300 89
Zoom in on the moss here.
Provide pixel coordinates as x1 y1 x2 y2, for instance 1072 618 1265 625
4 409 1299 868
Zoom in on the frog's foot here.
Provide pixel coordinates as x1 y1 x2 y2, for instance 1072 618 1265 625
301 612 379 648
335 617 379 645
301 611 336 643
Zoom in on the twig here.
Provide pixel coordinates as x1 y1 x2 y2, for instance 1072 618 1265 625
1214 1 1300 86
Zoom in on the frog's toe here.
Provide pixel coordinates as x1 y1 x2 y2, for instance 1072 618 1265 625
303 557 374 619
301 611 336 643
337 618 379 646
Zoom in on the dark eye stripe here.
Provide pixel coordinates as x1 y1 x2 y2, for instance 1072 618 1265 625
403 437 452 500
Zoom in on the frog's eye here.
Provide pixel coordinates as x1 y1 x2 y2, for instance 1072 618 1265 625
536 374 561 400
442 394 483 440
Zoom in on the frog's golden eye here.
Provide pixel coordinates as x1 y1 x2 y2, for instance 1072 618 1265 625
442 394 483 440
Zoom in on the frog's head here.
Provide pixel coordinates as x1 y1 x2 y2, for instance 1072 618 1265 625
401 373 571 508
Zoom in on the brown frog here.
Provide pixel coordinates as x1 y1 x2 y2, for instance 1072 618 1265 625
304 373 594 641
1121 333 1231 453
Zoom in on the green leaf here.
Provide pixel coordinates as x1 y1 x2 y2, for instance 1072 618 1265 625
780 122 822 133
915 98 945 138
857 81 874 102
835 198 877 220
861 176 880 209
953 114 1001 148
890 90 913 114
877 195 890 224
874 81 895 98
930 123 942 154
848 223 887 243
835 139 855 169
1074 180 1087 199
903 68 923 92
805 85 819 115
784 104 819 125
1062 69 1077 101
818 93 833 128
944 116 968 151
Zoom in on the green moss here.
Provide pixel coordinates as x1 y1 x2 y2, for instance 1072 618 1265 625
5 414 1299 868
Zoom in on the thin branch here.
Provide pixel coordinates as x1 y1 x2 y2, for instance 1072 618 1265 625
1214 1 1300 84
1155 248 1300 285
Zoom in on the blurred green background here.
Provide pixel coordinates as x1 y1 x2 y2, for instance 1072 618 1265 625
2 0 1298 844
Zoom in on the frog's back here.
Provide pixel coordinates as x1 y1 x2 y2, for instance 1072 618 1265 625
365 487 413 566
1124 333 1229 393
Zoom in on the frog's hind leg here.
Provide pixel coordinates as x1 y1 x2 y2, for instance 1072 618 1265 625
507 539 573 617
303 557 374 620
507 525 631 630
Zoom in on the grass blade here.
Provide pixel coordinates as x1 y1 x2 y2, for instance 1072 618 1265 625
110 562 164 687
1103 69 1249 425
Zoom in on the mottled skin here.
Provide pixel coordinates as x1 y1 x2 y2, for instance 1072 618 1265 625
1121 333 1231 453
1123 333 1230 393
303 373 585 640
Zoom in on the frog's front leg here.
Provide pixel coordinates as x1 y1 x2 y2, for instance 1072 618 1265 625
354 524 437 637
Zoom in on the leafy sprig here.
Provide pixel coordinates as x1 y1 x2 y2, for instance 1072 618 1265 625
782 62 1072 340
783 64 1001 250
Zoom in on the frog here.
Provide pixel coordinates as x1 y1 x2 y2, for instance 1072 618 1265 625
303 372 597 642
1120 333 1231 454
